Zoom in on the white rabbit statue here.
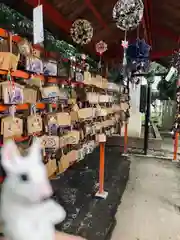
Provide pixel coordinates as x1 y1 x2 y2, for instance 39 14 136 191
0 138 66 240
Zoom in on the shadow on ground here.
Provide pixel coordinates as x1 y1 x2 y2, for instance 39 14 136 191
51 147 130 240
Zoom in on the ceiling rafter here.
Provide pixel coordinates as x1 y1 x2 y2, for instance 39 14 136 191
151 50 174 59
153 25 179 42
24 0 72 32
106 49 173 62
22 0 177 63
23 0 98 58
84 0 110 32
143 0 153 46
146 0 153 46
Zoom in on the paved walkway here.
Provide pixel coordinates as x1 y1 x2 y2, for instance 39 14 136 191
161 135 174 153
111 156 180 240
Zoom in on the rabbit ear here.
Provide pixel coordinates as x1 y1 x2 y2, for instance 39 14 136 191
29 137 42 163
1 140 21 173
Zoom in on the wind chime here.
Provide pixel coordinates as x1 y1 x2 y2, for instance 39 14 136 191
112 0 144 155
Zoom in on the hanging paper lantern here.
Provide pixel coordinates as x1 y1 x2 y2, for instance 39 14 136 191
112 0 144 31
70 19 93 45
95 41 108 55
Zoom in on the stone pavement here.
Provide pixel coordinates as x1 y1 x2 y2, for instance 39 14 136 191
111 156 180 240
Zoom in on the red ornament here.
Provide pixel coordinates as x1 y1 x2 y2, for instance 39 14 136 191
95 41 108 55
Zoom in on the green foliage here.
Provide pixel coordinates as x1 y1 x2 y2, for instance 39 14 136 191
146 62 177 102
149 62 167 74
0 3 98 70
157 74 178 100
107 67 124 83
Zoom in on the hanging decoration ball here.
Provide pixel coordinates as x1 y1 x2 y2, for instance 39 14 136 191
112 0 144 31
70 19 93 45
95 41 108 55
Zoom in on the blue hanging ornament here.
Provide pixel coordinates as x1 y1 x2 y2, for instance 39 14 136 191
126 38 151 71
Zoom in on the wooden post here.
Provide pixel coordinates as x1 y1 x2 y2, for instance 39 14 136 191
99 142 105 193
124 122 128 154
144 83 151 155
95 134 108 199
173 132 179 161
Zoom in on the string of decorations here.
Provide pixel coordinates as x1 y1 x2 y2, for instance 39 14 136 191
95 40 108 69
70 19 93 45
112 0 145 89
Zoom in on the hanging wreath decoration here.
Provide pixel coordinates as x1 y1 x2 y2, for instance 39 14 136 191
112 0 144 31
70 19 93 45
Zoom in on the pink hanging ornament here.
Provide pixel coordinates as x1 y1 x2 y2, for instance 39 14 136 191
81 54 86 60
95 41 108 55
81 54 86 69
121 40 128 49
95 41 108 70
121 40 128 66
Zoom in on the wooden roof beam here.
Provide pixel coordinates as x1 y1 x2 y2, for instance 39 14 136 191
23 0 98 59
24 0 72 32
84 0 110 31
146 0 153 46
107 49 174 62
153 26 179 42
151 50 174 60
144 0 153 46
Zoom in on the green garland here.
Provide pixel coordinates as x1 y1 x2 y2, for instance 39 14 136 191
0 3 98 71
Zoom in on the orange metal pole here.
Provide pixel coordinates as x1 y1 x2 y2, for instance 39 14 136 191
99 142 105 193
173 132 179 161
124 123 128 154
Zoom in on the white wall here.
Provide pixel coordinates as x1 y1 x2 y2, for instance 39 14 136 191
122 82 142 138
